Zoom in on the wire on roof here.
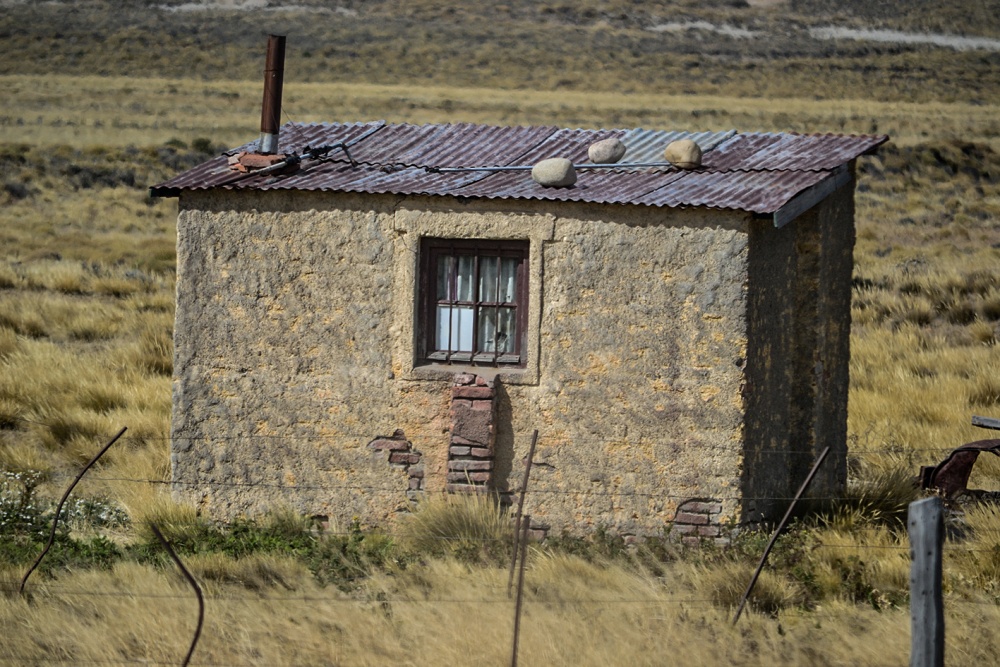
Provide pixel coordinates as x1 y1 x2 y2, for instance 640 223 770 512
425 161 686 174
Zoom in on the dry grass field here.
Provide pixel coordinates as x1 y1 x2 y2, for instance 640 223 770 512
2 1 1000 665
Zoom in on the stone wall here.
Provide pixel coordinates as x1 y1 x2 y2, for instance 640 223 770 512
171 183 853 538
742 177 856 523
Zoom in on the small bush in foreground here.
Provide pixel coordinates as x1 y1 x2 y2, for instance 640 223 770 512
134 512 401 591
0 469 128 572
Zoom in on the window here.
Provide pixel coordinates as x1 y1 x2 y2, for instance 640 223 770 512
420 238 528 367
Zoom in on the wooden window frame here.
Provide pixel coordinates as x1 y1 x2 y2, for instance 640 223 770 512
419 238 529 368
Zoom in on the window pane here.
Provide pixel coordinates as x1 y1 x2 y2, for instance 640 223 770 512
436 305 473 352
477 306 516 353
497 307 516 353
456 256 475 302
479 256 498 303
477 307 496 352
500 257 518 303
436 255 454 300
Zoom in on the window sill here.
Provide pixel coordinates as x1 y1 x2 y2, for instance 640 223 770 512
407 362 537 386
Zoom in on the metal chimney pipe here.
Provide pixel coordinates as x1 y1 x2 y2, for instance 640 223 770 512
259 34 286 154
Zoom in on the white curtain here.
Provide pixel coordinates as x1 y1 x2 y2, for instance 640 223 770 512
435 253 517 354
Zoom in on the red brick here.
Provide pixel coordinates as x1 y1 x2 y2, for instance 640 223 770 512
469 446 493 458
470 399 494 412
453 373 475 385
389 452 411 464
450 445 471 456
452 386 493 399
451 404 492 446
674 511 709 525
238 153 287 169
682 536 700 547
447 471 491 483
670 524 697 536
451 399 473 410
697 525 721 537
684 502 722 514
408 477 422 490
369 438 409 451
475 375 491 387
449 459 493 472
446 483 489 495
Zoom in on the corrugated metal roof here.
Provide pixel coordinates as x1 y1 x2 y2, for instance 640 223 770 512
151 121 886 215
703 132 886 172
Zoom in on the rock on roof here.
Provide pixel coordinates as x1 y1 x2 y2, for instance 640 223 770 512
150 121 886 227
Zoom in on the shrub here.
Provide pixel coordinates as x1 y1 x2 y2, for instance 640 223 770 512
133 511 399 591
544 524 629 563
0 469 127 571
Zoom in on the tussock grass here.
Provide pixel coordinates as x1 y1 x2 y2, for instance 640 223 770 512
397 493 513 564
822 463 922 531
184 552 308 592
804 528 911 609
689 560 805 617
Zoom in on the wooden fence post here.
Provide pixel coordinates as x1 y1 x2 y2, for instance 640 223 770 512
909 496 944 667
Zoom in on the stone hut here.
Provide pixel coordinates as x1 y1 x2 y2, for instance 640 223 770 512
151 121 886 542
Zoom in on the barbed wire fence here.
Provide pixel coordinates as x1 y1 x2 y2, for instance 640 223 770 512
3 417 1000 665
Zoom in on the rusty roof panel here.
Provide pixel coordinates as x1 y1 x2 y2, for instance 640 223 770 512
515 127 617 164
636 169 831 212
310 122 562 169
226 121 385 156
456 169 688 205
151 121 885 214
706 132 887 171
233 162 484 196
396 123 560 167
153 155 237 193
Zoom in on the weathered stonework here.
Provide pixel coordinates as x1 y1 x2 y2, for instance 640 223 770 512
170 179 856 538
368 430 424 504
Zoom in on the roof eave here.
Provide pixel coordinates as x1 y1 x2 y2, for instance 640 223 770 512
771 164 852 228
149 186 181 199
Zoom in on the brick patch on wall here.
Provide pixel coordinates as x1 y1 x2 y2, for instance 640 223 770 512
447 374 496 494
368 429 424 503
670 499 728 547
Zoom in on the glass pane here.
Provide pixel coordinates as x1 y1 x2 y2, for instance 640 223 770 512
456 256 475 302
499 257 518 303
477 307 496 352
497 307 516 353
477 307 516 353
436 255 454 300
436 305 473 352
479 256 499 303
